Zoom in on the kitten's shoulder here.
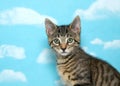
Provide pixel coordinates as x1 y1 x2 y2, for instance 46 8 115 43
89 52 120 75
78 47 119 73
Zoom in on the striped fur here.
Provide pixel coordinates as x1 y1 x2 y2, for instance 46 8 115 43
45 16 120 86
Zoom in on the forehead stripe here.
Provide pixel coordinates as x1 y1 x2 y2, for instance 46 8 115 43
57 25 69 35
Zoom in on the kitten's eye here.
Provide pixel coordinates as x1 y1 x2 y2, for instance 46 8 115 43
67 38 74 43
53 38 60 45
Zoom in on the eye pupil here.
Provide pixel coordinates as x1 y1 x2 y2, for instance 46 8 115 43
54 39 60 44
68 38 73 43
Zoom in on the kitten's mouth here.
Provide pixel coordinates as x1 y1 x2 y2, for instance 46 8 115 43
62 51 66 53
60 51 69 56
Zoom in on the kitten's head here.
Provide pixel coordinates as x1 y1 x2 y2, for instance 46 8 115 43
45 16 81 56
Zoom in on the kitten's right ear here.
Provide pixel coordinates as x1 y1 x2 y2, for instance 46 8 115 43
45 18 56 35
70 16 81 34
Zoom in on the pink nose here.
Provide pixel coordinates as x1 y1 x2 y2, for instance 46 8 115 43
60 43 67 51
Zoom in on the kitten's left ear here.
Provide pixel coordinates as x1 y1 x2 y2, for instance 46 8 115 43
70 16 81 33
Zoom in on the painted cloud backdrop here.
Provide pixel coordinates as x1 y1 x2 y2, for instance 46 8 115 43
0 0 120 86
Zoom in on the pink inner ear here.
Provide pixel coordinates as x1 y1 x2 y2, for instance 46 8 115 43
75 27 79 31
46 27 50 34
47 27 53 35
72 26 79 33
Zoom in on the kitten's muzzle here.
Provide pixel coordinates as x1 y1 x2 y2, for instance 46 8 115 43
61 47 66 52
60 43 67 52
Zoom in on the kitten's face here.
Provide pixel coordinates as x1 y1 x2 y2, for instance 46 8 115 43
45 16 81 56
48 26 80 56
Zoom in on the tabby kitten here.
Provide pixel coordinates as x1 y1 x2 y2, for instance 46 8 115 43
45 16 120 86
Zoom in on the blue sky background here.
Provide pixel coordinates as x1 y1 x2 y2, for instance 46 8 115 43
0 0 120 86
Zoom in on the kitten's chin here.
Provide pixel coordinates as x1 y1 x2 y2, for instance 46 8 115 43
60 52 69 56
58 51 71 56
55 48 72 56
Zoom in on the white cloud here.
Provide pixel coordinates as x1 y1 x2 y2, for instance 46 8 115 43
55 80 64 86
91 38 103 45
82 46 96 56
0 44 26 59
0 69 27 82
104 40 120 49
37 48 55 64
91 38 120 49
75 0 120 20
0 7 57 25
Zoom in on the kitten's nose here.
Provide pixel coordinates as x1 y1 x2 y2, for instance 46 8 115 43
61 47 66 52
60 43 66 51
